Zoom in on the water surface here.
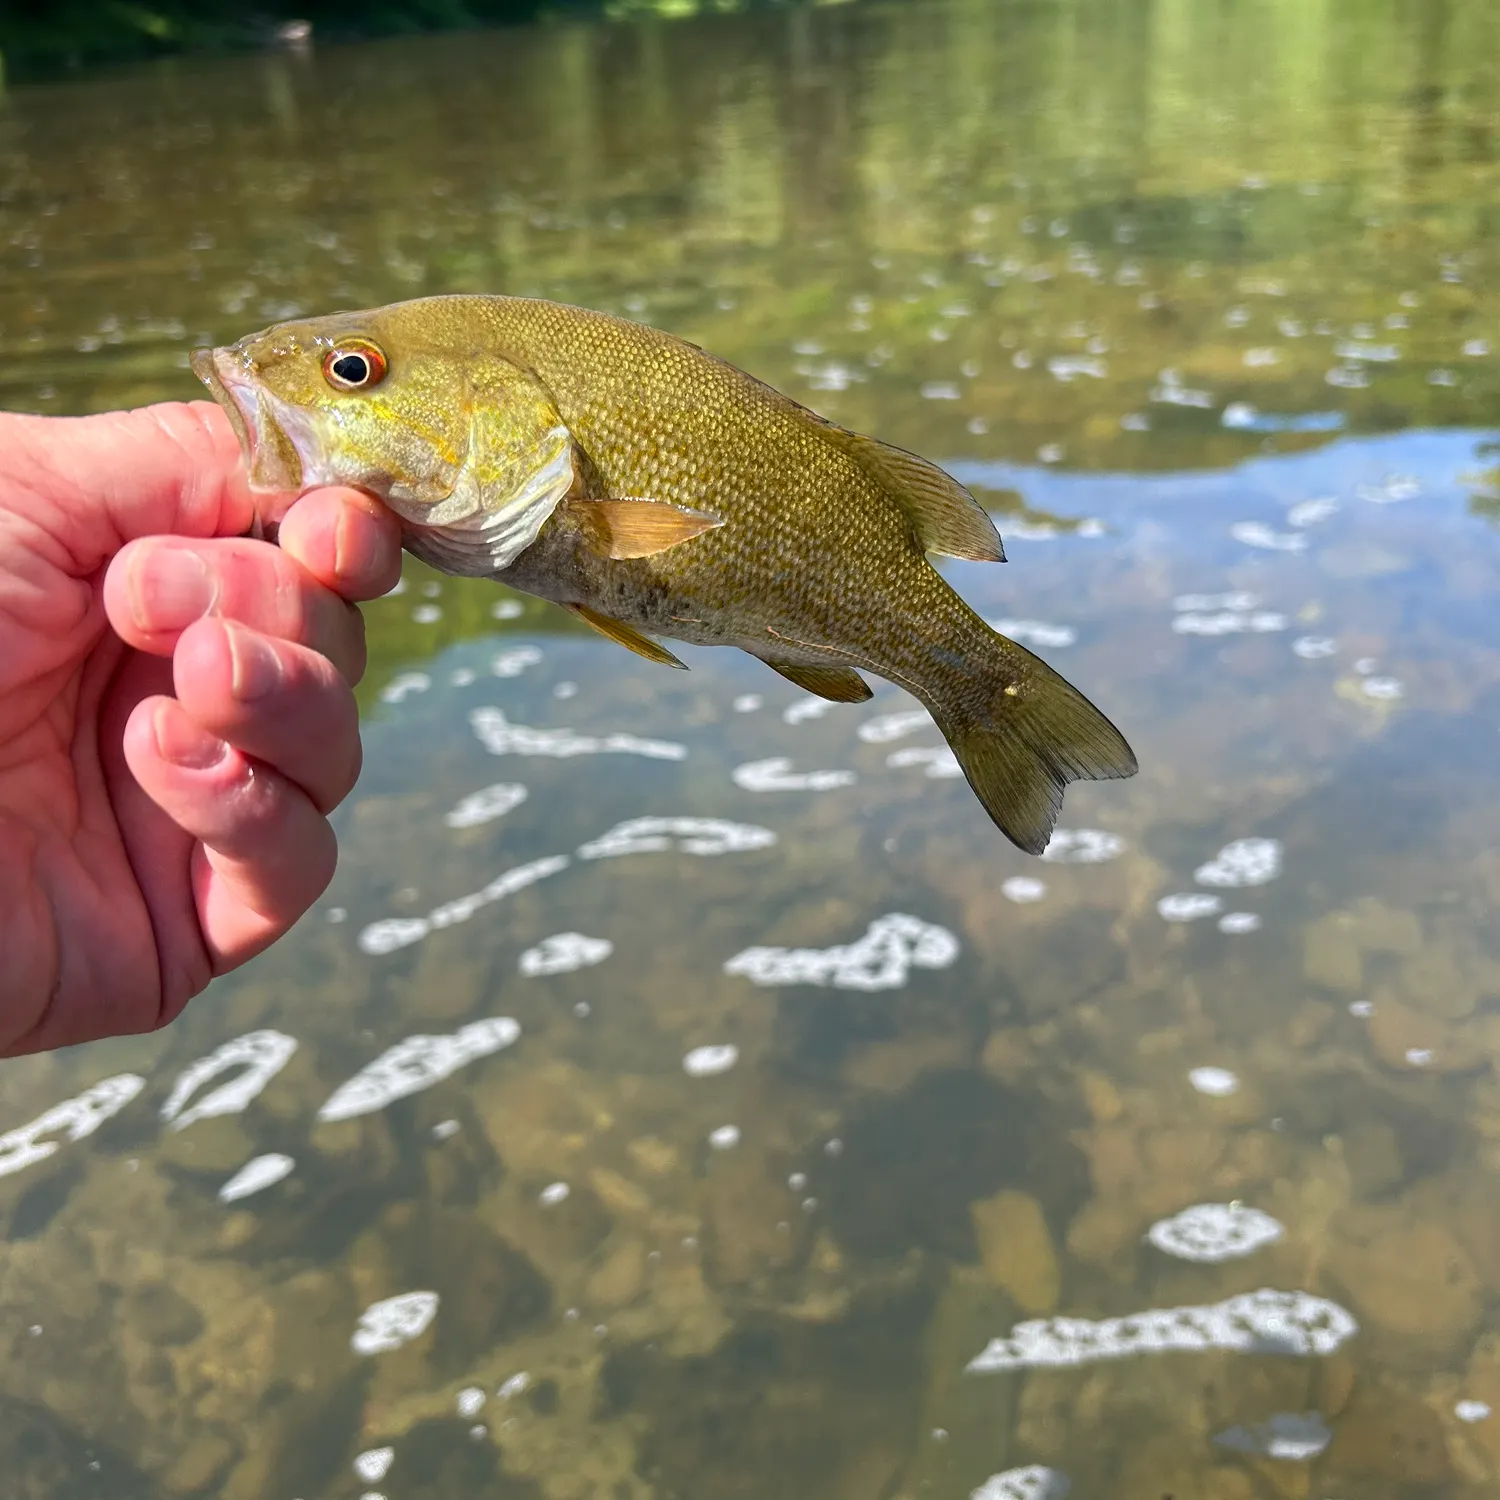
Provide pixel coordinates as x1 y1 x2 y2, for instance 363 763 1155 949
3 1 1500 1495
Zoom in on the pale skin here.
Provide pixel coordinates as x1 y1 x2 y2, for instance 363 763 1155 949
0 401 403 1057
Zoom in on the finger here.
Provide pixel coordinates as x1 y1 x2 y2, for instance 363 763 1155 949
276 487 405 602
172 618 362 814
121 696 337 970
4 402 256 570
103 534 367 683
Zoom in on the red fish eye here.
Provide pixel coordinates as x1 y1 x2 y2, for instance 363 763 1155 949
323 340 388 391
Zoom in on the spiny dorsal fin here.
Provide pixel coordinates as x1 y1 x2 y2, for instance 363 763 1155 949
572 497 724 560
763 660 872 703
565 603 688 669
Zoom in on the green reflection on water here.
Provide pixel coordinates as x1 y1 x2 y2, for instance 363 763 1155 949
3 2 1500 1498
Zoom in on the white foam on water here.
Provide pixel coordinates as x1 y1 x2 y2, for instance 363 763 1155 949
886 746 964 779
450 667 477 687
1147 1203 1284 1262
1042 828 1126 863
457 1387 486 1418
352 1292 438 1355
732 758 857 792
358 855 570 955
1159 893 1224 922
354 1448 394 1482
1293 636 1337 659
379 671 431 704
1287 497 1339 527
783 696 835 725
219 1153 295 1204
1219 912 1262 933
732 694 763 713
318 1018 521 1122
1172 610 1287 636
161 1031 299 1130
491 598 524 620
444 782 528 829
965 1289 1358 1373
498 1372 531 1399
1189 1066 1240 1096
1362 676 1403 700
683 1045 739 1077
1456 1400 1492 1423
1230 522 1308 552
519 932 613 977
1214 1411 1331 1461
709 1125 741 1150
432 1119 460 1139
971 1467 1071 1500
577 817 776 860
0 1075 145 1180
858 709 933 743
987 618 1077 649
490 645 543 678
1356 473 1421 504
724 913 959 992
1174 591 1260 612
470 708 685 761
1195 837 1282 888
1002 877 1048 904
539 1181 570 1206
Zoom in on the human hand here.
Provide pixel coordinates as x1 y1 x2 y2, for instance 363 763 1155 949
0 401 402 1056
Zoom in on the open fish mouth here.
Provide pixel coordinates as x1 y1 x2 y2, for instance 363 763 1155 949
190 345 315 501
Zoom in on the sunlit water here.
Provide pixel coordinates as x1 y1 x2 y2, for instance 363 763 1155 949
3 0 1500 1495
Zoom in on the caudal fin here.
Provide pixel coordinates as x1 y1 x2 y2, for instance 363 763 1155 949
933 652 1137 856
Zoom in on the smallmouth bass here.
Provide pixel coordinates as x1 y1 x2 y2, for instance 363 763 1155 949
192 294 1136 853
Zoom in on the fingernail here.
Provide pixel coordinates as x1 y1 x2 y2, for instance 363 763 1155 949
228 626 282 702
153 705 227 770
131 549 214 633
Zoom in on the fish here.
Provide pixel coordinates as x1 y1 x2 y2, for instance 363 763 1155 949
191 294 1136 854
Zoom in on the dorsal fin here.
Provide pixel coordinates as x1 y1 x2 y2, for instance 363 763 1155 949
813 423 1006 562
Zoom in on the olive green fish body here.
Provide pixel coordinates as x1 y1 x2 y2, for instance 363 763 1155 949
193 294 1137 853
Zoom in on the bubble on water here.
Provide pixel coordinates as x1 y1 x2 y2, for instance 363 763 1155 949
1361 676 1403 701
1042 828 1125 863
354 1448 394 1483
1151 371 1213 408
1335 340 1399 364
1047 355 1106 382
491 598 525 620
788 1171 808 1191
732 758 857 792
318 1019 521 1122
725 913 958 991
1160 893 1223 922
445 782 528 829
1325 364 1370 389
457 1387 486 1418
539 1181 570 1206
380 671 431 704
432 1119 460 1140
161 1031 298 1130
1349 999 1374 1018
684 1044 739 1077
450 667 477 687
1189 1066 1240 1096
1356 473 1421 504
1222 402 1259 429
1287 497 1339 527
968 416 990 435
498 1372 531 1399
471 708 684 761
709 1124 741 1150
1405 1048 1433 1067
1147 1203 1284 1262
519 932 613 977
0 1075 146 1180
326 907 348 924
1120 412 1151 431
858 708 934 743
1463 338 1490 358
1230 522 1307 552
358 856 570 955
412 604 443 624
921 381 962 400
1037 443 1065 465
732 694 763 713
886 745 964 779
987 619 1077 649
1173 610 1287 636
1293 636 1337 659
219 1153 295 1204
578 817 776 860
1175 591 1260 612
970 1467 1070 1500
783 696 836 725
489 645 543 678
965 1288 1356 1373
1195 837 1281 888
1002 876 1047 904
352 1292 438 1355
1456 1400 1492 1423
553 681 578 700
825 1137 844 1157
1243 348 1281 369
1219 912 1262 933
1215 1411 1331 1462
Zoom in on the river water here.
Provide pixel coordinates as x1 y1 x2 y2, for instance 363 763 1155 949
3 1 1500 1495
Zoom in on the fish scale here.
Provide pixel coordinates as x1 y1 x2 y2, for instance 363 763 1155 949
193 293 1136 854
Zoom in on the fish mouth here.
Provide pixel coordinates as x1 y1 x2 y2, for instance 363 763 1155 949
190 345 312 506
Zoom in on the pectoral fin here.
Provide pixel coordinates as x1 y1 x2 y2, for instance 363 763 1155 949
764 660 873 703
565 603 688 669
573 497 724 560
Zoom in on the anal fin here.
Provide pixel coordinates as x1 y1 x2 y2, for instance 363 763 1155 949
565 603 688 669
764 660 872 703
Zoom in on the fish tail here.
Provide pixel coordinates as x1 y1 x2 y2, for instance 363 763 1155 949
928 642 1137 856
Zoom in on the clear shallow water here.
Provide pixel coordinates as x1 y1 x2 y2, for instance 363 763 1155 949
4 1 1500 1495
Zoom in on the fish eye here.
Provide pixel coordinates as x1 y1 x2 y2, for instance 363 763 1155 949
322 340 388 392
